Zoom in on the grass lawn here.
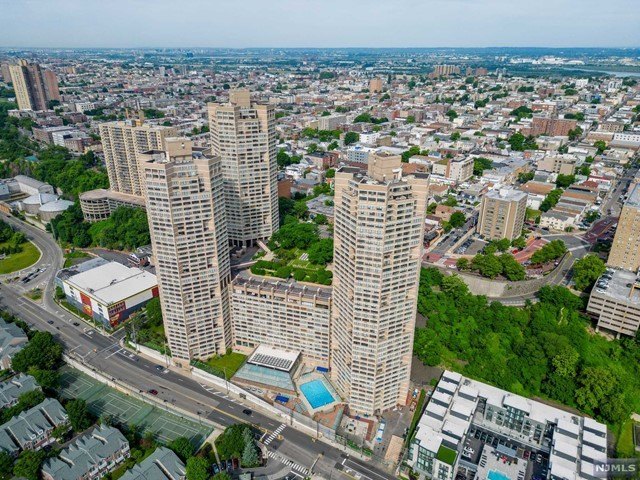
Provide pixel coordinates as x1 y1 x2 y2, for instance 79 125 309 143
0 241 40 274
63 250 90 268
616 419 637 458
205 352 247 378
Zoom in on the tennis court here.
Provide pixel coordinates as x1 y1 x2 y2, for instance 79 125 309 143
58 366 211 445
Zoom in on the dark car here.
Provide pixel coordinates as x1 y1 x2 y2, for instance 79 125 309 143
242 408 252 416
155 365 164 372
73 322 80 326
220 460 227 471
148 389 158 395
47 320 54 325
212 463 220 474
232 458 239 470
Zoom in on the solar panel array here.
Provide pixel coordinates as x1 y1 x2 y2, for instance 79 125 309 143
249 353 294 372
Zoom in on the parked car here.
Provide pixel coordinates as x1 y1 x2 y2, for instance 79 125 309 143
148 389 158 395
242 409 253 416
212 463 220 474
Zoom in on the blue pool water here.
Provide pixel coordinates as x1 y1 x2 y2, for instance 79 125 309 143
300 379 336 409
487 470 511 480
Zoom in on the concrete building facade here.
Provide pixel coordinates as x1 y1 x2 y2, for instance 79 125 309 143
99 121 177 197
8 60 60 111
331 153 429 415
588 269 640 337
230 273 332 366
208 90 278 247
477 187 527 241
608 184 640 272
141 139 231 363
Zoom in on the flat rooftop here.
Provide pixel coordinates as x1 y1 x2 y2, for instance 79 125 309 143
233 271 332 301
591 268 640 304
626 183 640 209
65 261 157 305
248 345 300 372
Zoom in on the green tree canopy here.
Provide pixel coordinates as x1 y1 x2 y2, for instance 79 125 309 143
572 255 606 292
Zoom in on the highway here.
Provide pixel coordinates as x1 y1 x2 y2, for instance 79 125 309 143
0 214 396 480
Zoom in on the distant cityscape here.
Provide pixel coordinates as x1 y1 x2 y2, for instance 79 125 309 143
0 46 638 480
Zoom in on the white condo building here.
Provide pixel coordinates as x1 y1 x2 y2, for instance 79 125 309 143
331 153 429 415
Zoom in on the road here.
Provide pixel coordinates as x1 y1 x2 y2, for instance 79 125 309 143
0 215 395 480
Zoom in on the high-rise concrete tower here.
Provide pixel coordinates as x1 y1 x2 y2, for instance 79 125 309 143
9 60 60 111
331 153 429 415
140 138 231 363
99 119 177 197
608 183 640 272
208 90 278 247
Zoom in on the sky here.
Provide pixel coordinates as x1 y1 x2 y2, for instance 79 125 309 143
0 0 639 49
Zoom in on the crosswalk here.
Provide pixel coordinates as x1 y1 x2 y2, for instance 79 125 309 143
267 450 309 475
264 423 286 445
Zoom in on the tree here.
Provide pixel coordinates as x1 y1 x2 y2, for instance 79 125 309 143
449 212 466 229
530 240 567 265
456 258 469 270
186 457 210 480
11 331 63 373
540 189 563 212
325 168 335 179
145 297 163 327
313 214 328 225
473 157 493 176
512 236 527 249
568 126 583 141
213 473 233 480
406 115 416 124
509 132 538 152
446 109 458 121
215 424 250 459
66 398 93 432
471 254 503 279
0 450 12 479
13 450 45 480
572 255 606 291
343 131 359 145
241 428 260 467
307 238 333 265
594 140 607 154
555 174 576 189
499 254 526 281
169 437 196 462
450 131 461 141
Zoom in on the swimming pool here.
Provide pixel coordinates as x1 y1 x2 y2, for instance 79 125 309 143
487 470 511 480
300 379 336 409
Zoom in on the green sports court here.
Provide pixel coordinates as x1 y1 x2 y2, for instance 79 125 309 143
57 366 211 446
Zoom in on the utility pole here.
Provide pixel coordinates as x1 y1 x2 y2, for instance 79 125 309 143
223 367 229 395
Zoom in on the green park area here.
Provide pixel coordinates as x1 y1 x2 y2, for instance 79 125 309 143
193 351 247 379
414 268 640 456
0 240 40 274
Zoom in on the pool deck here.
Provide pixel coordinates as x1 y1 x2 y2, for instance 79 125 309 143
297 372 342 416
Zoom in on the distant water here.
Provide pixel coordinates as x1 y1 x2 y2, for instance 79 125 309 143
565 68 640 77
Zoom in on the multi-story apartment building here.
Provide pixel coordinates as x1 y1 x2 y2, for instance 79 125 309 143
208 90 278 247
608 183 640 272
536 154 577 175
529 117 577 137
369 78 383 93
79 188 147 222
588 268 640 337
409 371 607 480
431 156 473 183
230 273 332 366
8 60 60 111
331 153 429 415
477 187 527 241
99 120 177 197
141 138 231 363
318 114 346 131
